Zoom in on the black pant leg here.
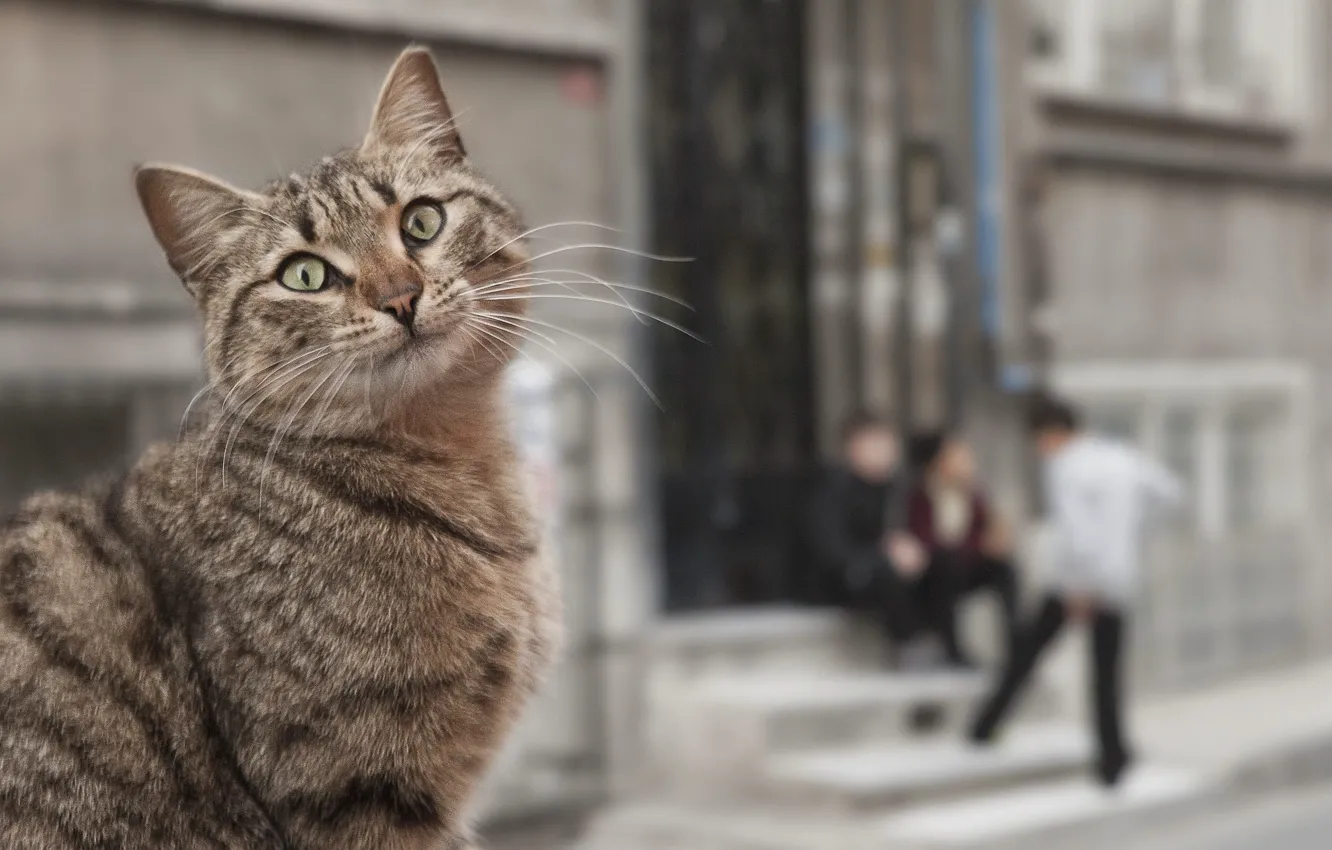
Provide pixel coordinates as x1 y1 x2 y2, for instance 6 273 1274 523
846 559 921 644
970 594 1066 740
919 554 967 661
972 555 1022 657
1091 606 1129 762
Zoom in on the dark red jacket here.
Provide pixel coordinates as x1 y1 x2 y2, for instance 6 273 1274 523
906 485 990 556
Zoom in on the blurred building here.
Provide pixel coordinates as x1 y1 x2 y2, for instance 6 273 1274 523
5 0 1332 831
1022 0 1329 690
645 0 1332 693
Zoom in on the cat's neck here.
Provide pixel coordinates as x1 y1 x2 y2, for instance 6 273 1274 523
383 375 513 463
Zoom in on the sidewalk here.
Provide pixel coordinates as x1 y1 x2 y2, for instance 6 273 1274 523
871 655 1332 849
572 652 1332 850
1135 657 1332 787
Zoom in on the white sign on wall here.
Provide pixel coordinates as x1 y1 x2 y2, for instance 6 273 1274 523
504 359 561 539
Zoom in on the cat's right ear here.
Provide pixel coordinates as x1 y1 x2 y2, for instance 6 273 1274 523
135 164 258 291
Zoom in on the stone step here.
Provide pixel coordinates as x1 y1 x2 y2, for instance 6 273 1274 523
646 607 879 679
572 764 1211 850
654 669 1061 790
650 670 985 789
765 725 1092 809
692 670 988 750
645 607 882 787
876 764 1211 846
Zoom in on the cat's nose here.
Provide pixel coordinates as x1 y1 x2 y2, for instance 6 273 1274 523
378 283 423 331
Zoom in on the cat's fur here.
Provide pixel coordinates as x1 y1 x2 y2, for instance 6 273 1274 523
0 48 560 850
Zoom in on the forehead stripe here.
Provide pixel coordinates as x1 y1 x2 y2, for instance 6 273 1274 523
370 180 397 205
218 278 273 381
309 193 336 221
298 206 318 243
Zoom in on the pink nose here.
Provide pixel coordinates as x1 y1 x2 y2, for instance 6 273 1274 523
377 282 423 330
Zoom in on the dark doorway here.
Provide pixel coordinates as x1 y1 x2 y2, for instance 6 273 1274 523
646 0 815 611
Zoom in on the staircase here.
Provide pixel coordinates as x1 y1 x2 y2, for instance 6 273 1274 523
576 607 1205 850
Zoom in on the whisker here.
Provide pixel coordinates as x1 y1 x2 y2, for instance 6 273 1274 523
258 356 350 503
471 271 648 325
477 293 705 343
485 243 693 281
178 383 214 438
472 269 695 331
470 317 599 401
200 347 330 473
242 207 291 230
210 351 336 491
215 346 336 418
462 320 513 366
394 107 474 185
470 272 694 310
220 353 333 484
482 312 661 408
473 221 622 267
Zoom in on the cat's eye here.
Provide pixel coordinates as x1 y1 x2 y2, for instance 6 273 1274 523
401 200 445 246
278 254 330 292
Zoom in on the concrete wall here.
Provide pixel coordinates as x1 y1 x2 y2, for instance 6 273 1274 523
1041 167 1332 685
0 0 609 295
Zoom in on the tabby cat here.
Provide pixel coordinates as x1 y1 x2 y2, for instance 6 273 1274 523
0 48 560 850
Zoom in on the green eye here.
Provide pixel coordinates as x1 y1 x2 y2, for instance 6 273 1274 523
401 200 445 245
278 255 329 292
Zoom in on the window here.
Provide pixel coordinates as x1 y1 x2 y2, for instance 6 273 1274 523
1055 361 1313 689
1027 0 1311 123
1060 364 1307 537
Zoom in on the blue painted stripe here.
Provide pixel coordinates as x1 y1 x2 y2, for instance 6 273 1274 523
970 0 1003 339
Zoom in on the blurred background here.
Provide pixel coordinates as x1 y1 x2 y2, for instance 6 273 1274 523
5 0 1332 848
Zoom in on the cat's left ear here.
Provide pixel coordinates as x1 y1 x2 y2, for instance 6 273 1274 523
364 47 465 159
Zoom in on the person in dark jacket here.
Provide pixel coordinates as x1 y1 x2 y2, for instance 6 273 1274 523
906 432 1021 667
807 412 939 663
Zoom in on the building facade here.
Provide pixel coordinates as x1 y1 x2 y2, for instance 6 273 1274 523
1020 0 1332 690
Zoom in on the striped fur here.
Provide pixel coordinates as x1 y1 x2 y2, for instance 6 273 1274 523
0 49 560 850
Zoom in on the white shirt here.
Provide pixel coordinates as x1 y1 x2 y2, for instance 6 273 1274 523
1046 435 1184 603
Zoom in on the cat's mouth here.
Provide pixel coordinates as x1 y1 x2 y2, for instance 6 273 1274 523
380 308 466 366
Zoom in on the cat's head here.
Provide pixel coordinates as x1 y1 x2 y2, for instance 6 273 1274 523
135 48 529 436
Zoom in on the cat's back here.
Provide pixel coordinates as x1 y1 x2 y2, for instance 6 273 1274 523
0 485 174 733
0 479 288 849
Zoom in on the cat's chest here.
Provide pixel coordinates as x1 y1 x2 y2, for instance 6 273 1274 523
190 499 541 688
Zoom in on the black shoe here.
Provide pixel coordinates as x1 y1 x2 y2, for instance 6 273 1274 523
967 722 996 747
907 702 947 735
1096 748 1134 788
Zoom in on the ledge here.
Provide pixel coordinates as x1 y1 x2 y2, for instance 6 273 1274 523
1038 89 1294 147
127 0 616 60
1041 132 1332 196
0 319 201 383
0 280 193 322
648 607 848 651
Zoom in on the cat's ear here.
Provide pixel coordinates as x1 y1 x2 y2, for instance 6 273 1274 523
364 47 465 159
135 164 258 288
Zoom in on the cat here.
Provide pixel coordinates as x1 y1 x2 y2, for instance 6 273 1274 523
0 47 561 850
